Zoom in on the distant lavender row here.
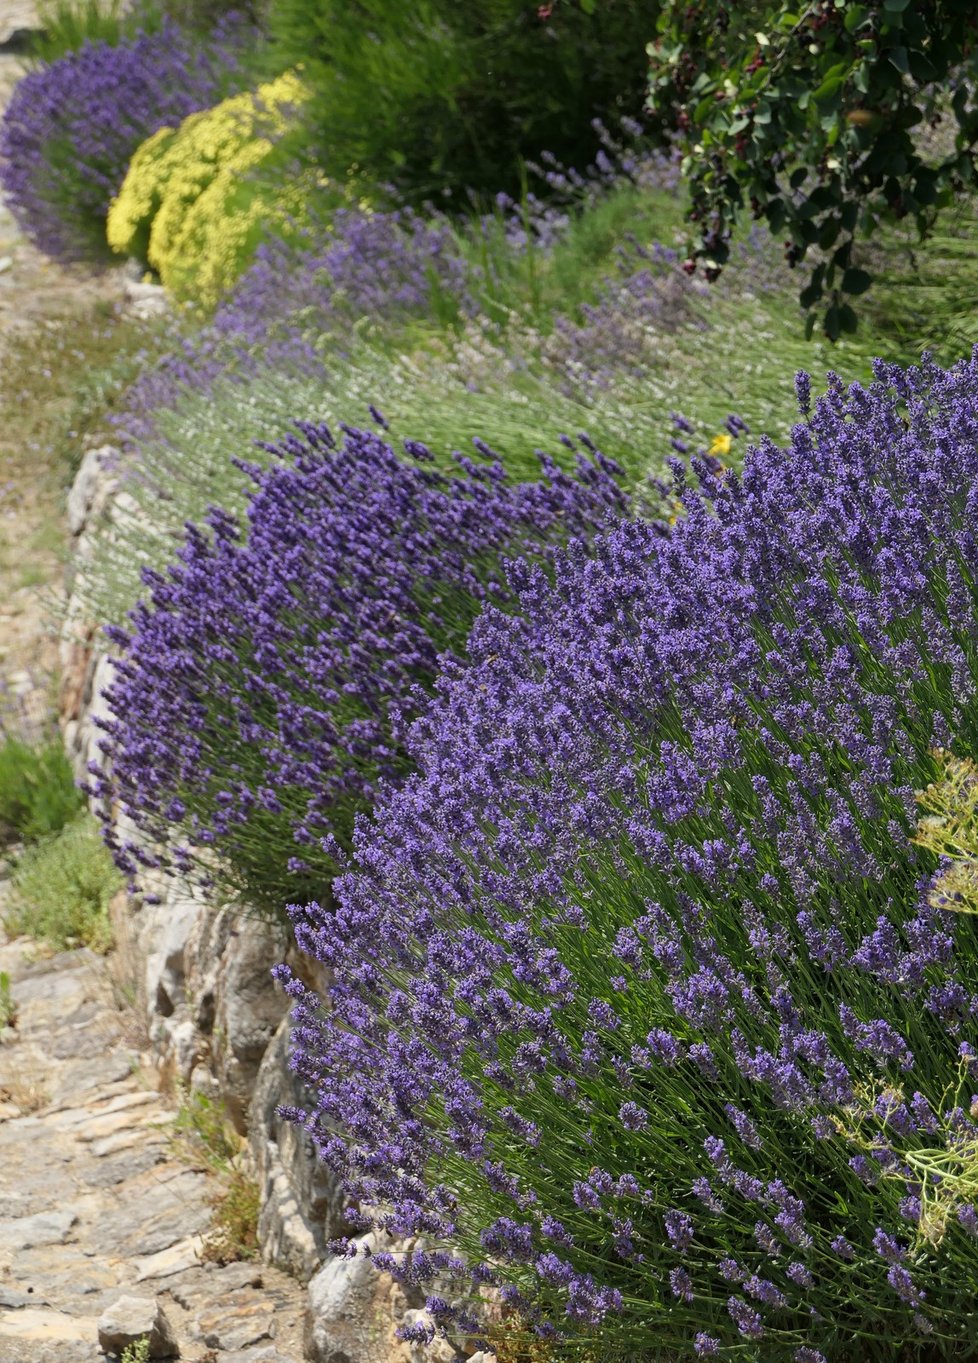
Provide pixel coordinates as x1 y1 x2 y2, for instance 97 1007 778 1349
0 19 249 264
116 207 473 442
278 352 978 1359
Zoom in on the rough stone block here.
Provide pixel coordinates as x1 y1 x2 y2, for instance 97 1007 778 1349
96 1294 179 1358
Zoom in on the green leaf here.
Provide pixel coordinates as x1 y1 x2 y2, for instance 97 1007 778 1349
818 217 841 249
838 302 859 333
889 46 909 75
804 311 817 340
812 66 848 103
883 0 910 11
844 4 869 32
841 266 872 295
579 0 596 12
799 278 823 309
767 199 787 233
824 305 841 342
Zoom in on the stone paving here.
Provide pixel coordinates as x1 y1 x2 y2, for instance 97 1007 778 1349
0 921 307 1361
0 693 313 1342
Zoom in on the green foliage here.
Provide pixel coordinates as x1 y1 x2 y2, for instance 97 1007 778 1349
172 1088 241 1168
0 737 83 845
28 0 256 61
0 972 16 1029
171 1089 259 1262
647 0 978 339
270 0 659 203
5 815 119 952
120 1340 151 1363
200 1167 261 1263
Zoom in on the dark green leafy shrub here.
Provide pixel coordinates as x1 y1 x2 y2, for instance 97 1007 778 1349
270 0 660 202
646 0 978 339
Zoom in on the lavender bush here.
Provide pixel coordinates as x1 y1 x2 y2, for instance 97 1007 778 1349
278 352 978 1360
90 422 627 910
0 19 247 264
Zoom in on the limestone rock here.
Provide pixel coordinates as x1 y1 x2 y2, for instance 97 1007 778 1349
144 894 202 1020
213 913 290 1133
66 444 120 538
96 1294 179 1358
250 1016 343 1279
305 1234 415 1363
124 279 170 319
0 1208 76 1250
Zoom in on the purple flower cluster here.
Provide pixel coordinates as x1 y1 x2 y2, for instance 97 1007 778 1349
277 351 978 1358
0 20 248 263
90 421 627 908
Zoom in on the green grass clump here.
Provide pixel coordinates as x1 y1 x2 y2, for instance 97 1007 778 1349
5 815 119 952
28 0 249 63
29 0 152 63
120 1340 151 1363
172 1090 260 1262
0 972 16 1029
0 737 83 844
269 0 653 206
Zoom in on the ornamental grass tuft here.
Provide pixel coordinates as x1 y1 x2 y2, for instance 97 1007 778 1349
90 422 627 911
276 351 978 1361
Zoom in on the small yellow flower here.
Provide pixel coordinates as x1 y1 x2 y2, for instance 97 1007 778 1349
708 432 733 458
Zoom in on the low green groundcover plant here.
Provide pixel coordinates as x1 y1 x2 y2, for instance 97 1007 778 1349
277 351 978 1360
0 736 83 844
7 815 119 952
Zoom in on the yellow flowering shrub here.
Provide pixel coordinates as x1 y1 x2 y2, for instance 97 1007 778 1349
107 69 320 308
